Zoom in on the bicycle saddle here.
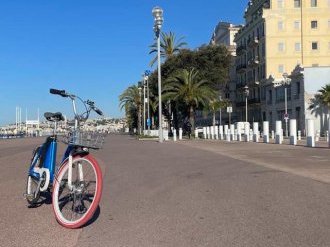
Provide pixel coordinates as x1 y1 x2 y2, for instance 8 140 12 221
44 112 64 122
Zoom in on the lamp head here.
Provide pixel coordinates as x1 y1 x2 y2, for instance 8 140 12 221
152 6 163 30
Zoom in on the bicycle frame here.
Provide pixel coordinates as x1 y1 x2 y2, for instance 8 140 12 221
28 135 78 186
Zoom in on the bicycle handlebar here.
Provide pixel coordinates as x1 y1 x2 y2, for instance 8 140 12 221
49 88 103 121
50 88 68 97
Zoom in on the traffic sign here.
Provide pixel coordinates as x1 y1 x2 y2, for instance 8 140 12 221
227 106 233 113
284 113 289 120
147 118 151 127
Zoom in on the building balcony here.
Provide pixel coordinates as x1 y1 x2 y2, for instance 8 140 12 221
248 37 259 48
236 45 247 56
248 98 261 105
247 56 259 68
236 64 247 73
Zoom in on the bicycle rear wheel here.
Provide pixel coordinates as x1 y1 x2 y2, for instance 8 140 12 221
26 147 42 205
52 154 103 228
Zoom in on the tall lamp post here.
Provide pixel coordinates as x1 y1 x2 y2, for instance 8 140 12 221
152 6 164 143
219 95 222 126
142 74 146 133
138 86 142 135
244 85 249 122
282 72 291 138
144 70 151 133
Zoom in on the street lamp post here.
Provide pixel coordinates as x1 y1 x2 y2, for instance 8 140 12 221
219 95 222 126
144 71 151 133
244 85 249 122
143 75 146 133
138 86 142 135
282 72 291 138
152 6 164 143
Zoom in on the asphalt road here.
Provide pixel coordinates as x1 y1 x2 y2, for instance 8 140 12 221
1 134 330 247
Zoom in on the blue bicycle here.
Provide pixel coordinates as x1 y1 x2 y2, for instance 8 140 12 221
25 89 104 228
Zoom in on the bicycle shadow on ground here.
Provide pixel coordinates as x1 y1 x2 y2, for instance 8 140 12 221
27 192 52 208
83 206 101 227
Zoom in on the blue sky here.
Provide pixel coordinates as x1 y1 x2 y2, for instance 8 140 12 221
0 0 245 125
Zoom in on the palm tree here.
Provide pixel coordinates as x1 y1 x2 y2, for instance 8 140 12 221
310 84 330 141
119 85 142 133
316 84 330 107
163 68 216 131
204 98 230 127
149 31 187 66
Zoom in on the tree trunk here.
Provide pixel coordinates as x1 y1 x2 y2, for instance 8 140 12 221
189 106 195 131
212 111 216 128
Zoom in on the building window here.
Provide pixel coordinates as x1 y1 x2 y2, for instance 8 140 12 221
295 42 301 51
277 21 284 31
294 0 301 7
311 20 318 29
294 21 300 30
278 21 284 30
268 90 272 104
278 0 284 8
278 64 284 73
278 42 285 52
311 0 317 7
296 82 301 99
312 42 318 50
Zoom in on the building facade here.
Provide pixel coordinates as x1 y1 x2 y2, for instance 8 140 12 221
234 0 330 131
210 22 241 123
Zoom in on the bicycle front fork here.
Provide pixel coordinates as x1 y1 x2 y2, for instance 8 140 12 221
67 153 84 191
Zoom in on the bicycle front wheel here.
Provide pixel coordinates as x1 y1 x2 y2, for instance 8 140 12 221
52 154 103 228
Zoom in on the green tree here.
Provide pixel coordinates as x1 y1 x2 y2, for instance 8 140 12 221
163 68 216 131
317 84 330 107
149 31 187 66
119 85 142 133
204 98 230 127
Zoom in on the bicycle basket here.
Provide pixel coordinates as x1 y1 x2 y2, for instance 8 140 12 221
64 131 105 149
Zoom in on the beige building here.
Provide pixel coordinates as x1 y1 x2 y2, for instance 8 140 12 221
234 0 330 130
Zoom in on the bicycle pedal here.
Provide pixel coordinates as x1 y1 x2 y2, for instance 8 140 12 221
23 193 34 200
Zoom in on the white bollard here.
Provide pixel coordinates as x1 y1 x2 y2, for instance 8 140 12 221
249 129 253 141
315 130 320 142
275 121 282 144
253 122 259 142
224 125 229 140
226 129 231 142
194 129 198 139
237 125 242 141
244 122 250 142
263 121 269 143
219 125 224 140
210 126 214 140
164 130 169 141
203 127 207 139
230 124 235 141
271 130 275 140
298 130 301 141
234 129 238 141
289 119 297 145
215 126 219 140
326 130 329 144
173 129 177 142
207 127 210 139
179 128 183 140
307 119 315 147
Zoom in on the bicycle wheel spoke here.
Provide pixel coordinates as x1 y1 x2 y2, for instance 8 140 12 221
53 156 102 228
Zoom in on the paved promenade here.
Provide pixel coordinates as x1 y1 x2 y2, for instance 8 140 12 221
1 135 330 246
